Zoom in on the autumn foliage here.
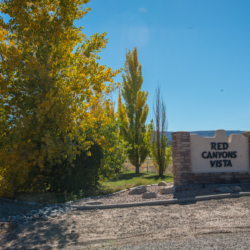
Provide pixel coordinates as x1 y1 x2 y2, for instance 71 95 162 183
118 48 149 174
0 0 128 196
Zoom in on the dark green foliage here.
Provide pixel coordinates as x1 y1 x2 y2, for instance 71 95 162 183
45 142 103 194
20 120 129 195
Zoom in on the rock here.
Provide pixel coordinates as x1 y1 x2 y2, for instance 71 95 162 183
28 202 36 205
160 185 176 194
85 201 103 205
65 201 73 206
42 215 49 221
128 185 147 195
158 181 168 186
50 213 58 218
116 190 126 193
142 192 157 199
231 186 242 192
215 187 233 193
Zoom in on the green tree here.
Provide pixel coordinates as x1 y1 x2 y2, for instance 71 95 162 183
118 47 149 174
0 0 122 196
149 86 172 176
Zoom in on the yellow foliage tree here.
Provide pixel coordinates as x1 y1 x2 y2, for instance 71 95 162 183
118 48 149 174
0 0 121 196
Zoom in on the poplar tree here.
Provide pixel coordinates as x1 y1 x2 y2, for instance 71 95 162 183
150 86 172 176
118 48 149 174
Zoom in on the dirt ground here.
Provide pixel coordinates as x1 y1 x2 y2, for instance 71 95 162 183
2 196 250 249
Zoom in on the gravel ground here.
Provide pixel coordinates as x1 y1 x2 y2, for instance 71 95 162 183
73 183 250 206
0 198 76 227
2 183 250 249
2 195 250 249
2 183 249 225
112 233 250 250
1 183 250 230
0 199 46 220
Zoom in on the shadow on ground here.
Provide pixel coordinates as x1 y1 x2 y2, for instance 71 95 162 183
107 172 173 182
173 184 250 199
143 175 173 181
0 216 80 249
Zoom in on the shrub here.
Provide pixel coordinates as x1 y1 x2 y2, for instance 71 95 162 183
45 141 103 194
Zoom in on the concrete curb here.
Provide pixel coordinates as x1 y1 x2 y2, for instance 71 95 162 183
71 192 250 210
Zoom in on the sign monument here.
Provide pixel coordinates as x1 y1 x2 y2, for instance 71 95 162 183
172 130 250 186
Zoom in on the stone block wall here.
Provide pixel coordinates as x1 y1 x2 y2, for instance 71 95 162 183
172 132 191 186
243 131 250 169
172 131 250 186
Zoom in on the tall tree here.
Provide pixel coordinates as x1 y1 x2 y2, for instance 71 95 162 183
150 86 172 176
0 0 122 196
118 47 149 174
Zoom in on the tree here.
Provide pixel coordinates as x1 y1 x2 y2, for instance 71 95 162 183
118 47 149 174
149 86 172 176
0 0 123 196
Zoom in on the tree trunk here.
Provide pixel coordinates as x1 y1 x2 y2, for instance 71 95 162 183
159 167 164 176
135 165 140 174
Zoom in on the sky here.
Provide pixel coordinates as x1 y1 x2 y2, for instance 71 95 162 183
76 0 250 132
2 0 250 132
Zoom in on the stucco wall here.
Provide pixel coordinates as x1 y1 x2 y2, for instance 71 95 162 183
172 130 250 186
190 130 249 173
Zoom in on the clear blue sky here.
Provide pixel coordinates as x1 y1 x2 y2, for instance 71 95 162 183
78 0 250 132
2 0 250 131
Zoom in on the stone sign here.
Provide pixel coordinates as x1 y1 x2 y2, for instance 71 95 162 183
172 130 250 186
190 130 249 173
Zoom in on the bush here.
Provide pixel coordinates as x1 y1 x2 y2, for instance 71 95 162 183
0 119 130 197
45 141 103 194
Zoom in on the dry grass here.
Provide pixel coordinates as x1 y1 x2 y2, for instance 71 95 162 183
122 157 173 175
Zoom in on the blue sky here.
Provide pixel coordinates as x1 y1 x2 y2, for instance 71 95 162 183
78 0 250 132
2 0 250 131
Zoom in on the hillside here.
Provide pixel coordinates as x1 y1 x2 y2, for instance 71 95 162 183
164 130 245 143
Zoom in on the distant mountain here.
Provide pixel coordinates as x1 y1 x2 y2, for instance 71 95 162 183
164 130 245 142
